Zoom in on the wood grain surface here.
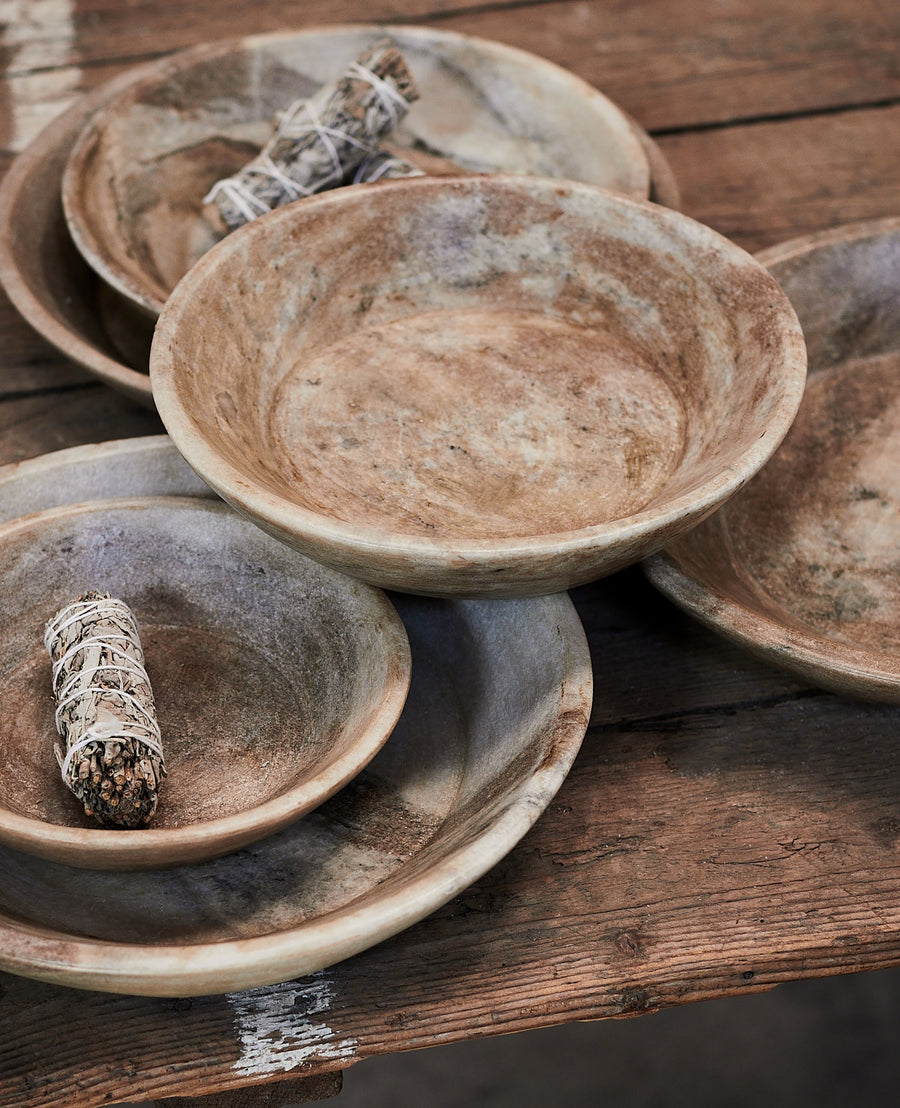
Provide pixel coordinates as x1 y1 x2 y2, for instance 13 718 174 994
0 0 898 1105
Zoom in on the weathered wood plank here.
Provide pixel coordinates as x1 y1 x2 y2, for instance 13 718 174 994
0 2 897 1106
438 0 900 131
0 385 161 463
573 571 807 728
656 102 900 253
1 0 898 153
0 0 461 76
0 0 496 153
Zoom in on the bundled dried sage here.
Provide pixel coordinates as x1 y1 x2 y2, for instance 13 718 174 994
204 38 420 230
45 592 165 828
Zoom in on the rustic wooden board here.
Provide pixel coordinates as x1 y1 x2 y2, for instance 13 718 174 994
658 103 900 253
0 0 899 1105
2 0 898 154
437 0 900 131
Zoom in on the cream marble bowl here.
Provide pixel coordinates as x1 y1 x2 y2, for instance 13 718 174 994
150 174 807 598
61 23 651 319
0 494 411 870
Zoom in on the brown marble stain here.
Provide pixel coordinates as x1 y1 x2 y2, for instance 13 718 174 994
269 309 687 538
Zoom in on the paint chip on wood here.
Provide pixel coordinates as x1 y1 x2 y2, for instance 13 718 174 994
228 974 358 1077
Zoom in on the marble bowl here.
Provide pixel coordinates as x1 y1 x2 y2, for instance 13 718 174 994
0 55 677 410
150 174 808 598
0 78 157 405
644 217 900 702
0 495 411 869
61 23 651 318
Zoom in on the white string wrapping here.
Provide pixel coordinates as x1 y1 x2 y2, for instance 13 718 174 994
345 60 412 129
352 149 425 183
203 106 371 212
45 593 166 827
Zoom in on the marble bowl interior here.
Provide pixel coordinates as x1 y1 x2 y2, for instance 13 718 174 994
61 23 650 318
150 174 807 598
0 496 411 869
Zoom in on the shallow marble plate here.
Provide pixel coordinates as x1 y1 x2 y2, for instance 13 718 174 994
0 77 157 405
62 23 651 318
0 437 592 996
644 218 900 703
0 494 411 870
151 174 807 598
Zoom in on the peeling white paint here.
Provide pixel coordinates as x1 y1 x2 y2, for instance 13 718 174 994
1 0 82 151
227 973 358 1077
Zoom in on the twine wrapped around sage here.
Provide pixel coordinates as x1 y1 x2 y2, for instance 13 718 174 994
204 38 420 231
44 592 165 828
350 141 470 183
351 148 425 184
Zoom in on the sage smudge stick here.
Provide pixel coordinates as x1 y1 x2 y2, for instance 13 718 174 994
204 38 420 230
45 592 165 828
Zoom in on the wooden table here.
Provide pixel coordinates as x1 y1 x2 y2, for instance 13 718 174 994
1 1 898 1105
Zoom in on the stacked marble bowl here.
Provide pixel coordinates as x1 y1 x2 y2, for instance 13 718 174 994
0 24 679 406
0 437 593 995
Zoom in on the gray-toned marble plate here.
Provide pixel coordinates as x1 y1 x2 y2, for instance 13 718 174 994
644 218 900 703
61 23 652 318
0 438 592 995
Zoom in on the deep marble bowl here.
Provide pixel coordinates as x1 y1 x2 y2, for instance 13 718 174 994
150 174 807 598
